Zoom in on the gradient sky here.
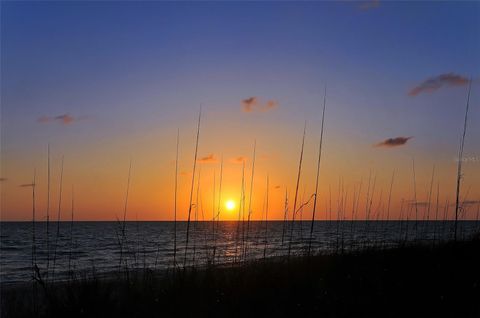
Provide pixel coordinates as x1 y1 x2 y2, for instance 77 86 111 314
1 1 479 221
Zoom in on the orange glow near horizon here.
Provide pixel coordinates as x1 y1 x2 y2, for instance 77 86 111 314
2 145 479 221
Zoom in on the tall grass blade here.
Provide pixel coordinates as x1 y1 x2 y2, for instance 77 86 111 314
308 87 327 256
184 106 201 269
243 141 256 261
51 155 64 282
288 121 307 257
454 80 472 241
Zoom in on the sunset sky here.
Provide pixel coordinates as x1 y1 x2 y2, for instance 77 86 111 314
1 1 479 221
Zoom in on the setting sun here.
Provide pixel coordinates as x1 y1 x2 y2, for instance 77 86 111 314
225 200 235 211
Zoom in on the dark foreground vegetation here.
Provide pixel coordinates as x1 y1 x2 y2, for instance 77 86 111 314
2 238 480 318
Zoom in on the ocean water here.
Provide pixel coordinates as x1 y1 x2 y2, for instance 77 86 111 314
1 221 478 284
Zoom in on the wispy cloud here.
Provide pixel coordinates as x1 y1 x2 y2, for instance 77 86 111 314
462 200 480 206
407 200 429 208
358 0 380 11
19 183 35 187
197 154 219 164
230 156 248 164
0 177 7 182
37 114 88 125
448 200 480 208
264 100 279 111
242 97 278 113
242 97 258 112
375 136 413 148
274 185 281 190
55 114 75 124
37 116 52 123
408 73 470 96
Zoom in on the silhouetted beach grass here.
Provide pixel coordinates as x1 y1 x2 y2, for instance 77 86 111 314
2 237 479 318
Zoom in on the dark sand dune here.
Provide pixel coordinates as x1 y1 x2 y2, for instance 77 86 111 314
2 238 479 318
